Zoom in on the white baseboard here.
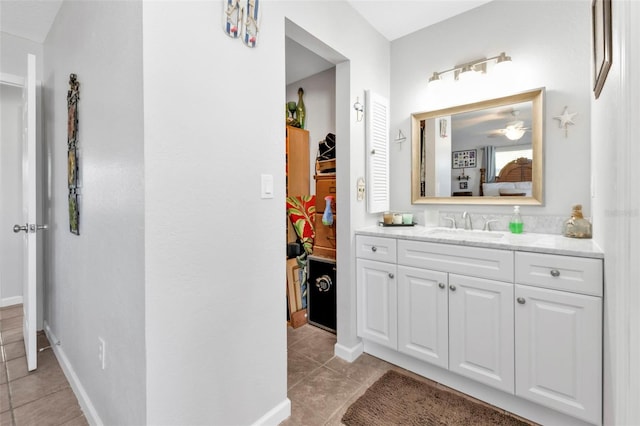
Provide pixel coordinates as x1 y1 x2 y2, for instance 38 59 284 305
251 398 291 426
334 341 364 362
44 321 103 426
1 296 23 308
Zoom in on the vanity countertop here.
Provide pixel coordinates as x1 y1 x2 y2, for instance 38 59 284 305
356 225 604 259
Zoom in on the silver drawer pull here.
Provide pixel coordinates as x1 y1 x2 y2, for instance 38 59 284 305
449 284 456 291
388 273 394 279
438 283 445 289
517 297 526 304
550 269 560 277
371 246 377 252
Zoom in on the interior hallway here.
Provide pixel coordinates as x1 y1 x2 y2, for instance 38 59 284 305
0 304 87 426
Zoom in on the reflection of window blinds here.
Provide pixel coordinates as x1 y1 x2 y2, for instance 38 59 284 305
365 90 389 213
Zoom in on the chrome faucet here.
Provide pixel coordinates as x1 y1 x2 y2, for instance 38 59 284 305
462 212 472 230
443 216 456 229
483 217 499 231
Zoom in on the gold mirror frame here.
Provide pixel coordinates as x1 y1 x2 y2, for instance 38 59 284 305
411 88 544 205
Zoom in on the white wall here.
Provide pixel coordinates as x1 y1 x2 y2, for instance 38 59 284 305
0 85 24 306
0 32 44 80
591 0 640 424
390 0 591 218
143 1 388 423
43 1 146 424
287 67 336 189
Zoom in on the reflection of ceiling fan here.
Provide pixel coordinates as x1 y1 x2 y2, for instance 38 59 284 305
488 111 530 140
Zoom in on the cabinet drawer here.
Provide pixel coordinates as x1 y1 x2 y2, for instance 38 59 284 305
515 252 602 297
314 214 336 250
315 177 336 213
398 240 513 282
356 236 397 263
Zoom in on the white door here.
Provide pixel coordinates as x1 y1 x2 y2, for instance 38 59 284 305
515 284 602 424
448 274 514 393
356 259 397 349
13 54 40 371
397 265 448 368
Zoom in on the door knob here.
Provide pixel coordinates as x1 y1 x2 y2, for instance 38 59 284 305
13 223 48 233
13 224 28 233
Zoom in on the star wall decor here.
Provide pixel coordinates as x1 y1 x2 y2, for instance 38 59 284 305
553 106 577 138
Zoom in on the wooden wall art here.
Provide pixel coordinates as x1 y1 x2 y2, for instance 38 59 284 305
67 73 80 235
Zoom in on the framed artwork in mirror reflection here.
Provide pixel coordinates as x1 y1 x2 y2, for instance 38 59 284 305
452 149 476 169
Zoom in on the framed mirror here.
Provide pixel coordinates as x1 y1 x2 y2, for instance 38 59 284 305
411 88 544 205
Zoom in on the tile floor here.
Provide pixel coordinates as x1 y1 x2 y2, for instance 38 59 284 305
282 323 535 426
0 304 87 426
2 305 530 426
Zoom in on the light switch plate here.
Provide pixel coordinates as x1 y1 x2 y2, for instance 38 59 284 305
261 174 274 199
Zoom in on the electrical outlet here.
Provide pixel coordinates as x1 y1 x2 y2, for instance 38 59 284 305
357 178 365 201
98 337 106 370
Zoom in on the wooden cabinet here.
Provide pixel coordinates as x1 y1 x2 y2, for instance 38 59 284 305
286 126 309 197
313 174 336 258
285 126 309 244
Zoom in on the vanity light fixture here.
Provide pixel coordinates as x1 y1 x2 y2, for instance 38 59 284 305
428 52 513 87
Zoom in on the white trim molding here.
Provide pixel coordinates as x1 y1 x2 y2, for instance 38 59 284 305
1 296 23 308
44 321 104 426
250 398 291 426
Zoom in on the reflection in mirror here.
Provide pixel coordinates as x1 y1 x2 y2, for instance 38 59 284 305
411 88 544 205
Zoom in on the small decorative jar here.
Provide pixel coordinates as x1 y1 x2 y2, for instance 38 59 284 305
562 204 592 238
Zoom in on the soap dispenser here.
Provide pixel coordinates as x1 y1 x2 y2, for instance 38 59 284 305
509 205 523 234
563 204 592 238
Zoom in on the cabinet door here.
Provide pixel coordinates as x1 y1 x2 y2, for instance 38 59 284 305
397 266 448 368
515 285 602 424
449 274 514 393
356 259 397 349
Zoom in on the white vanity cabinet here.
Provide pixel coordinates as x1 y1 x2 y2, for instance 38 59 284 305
397 265 449 368
448 274 514 393
356 236 398 349
397 240 515 393
355 230 604 426
514 252 603 424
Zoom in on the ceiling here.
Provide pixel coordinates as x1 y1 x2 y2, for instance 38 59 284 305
0 0 492 83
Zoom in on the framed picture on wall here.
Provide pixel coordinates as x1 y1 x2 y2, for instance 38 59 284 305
452 149 477 169
592 0 612 99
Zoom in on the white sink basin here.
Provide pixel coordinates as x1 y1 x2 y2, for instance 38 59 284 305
423 228 506 240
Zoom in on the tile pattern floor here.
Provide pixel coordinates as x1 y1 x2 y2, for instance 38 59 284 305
1 305 88 426
283 324 535 426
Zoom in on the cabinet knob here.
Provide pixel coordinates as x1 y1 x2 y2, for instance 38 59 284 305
371 149 376 155
371 246 377 252
550 269 560 277
517 297 526 304
388 273 394 279
438 283 445 289
449 284 456 291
